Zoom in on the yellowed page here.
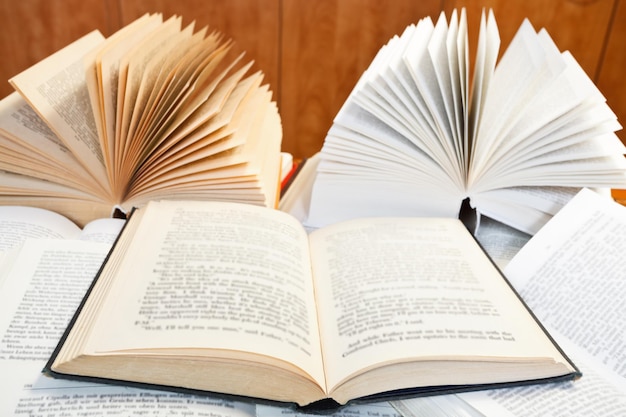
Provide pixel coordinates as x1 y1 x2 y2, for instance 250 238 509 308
147 44 238 145
9 31 109 195
135 66 259 177
0 140 94 191
115 16 185 185
130 33 225 159
118 28 206 185
129 71 258 188
76 200 325 391
129 87 281 208
89 14 163 188
255 99 283 207
82 14 158 176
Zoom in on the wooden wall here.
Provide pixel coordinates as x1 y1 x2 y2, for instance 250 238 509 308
1 0 624 159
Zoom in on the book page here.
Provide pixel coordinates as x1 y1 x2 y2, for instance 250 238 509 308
0 205 123 251
427 9 463 172
115 16 187 193
308 217 568 393
9 31 110 194
0 237 258 417
83 201 326 386
0 206 82 251
469 20 550 185
306 14 470 230
0 206 121 291
503 188 626 378
129 65 255 187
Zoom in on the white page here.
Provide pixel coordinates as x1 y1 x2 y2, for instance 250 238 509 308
0 205 124 254
504 188 626 377
0 206 82 251
473 216 530 270
469 9 499 158
469 20 549 186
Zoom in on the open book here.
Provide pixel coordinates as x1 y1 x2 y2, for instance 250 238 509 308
0 13 283 228
305 9 626 235
45 200 579 411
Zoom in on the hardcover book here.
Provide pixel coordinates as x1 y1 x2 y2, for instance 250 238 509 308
46 199 579 411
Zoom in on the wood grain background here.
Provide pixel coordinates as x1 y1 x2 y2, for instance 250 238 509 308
1 0 624 159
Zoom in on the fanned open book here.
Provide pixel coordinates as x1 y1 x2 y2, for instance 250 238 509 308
306 9 626 234
0 13 282 227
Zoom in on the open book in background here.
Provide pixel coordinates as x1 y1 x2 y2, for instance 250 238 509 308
0 13 283 227
305 8 626 235
392 188 626 416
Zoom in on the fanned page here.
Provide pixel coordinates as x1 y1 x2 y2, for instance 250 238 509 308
467 20 626 191
83 13 166 192
306 8 626 234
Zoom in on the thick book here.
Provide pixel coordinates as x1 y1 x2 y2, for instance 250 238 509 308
305 9 626 235
45 200 580 411
0 13 282 228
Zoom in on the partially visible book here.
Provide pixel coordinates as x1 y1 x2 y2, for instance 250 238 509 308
0 13 283 227
45 199 579 411
392 188 626 416
305 9 626 235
